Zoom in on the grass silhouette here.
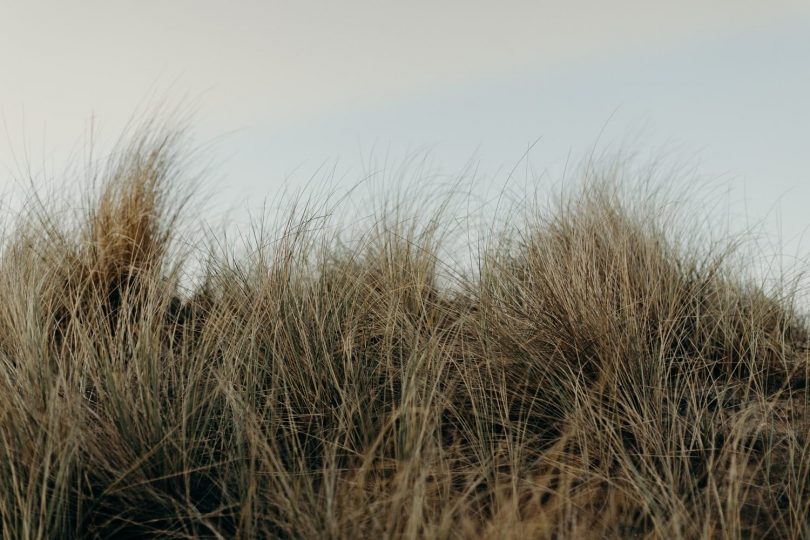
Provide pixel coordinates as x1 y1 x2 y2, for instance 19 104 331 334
0 125 807 539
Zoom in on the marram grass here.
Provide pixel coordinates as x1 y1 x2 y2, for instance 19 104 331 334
0 127 808 539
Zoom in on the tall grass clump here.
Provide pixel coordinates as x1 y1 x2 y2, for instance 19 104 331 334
0 125 807 539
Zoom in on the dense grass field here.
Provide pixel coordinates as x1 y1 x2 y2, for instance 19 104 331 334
0 126 808 539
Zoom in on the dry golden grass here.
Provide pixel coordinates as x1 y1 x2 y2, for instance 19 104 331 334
0 127 807 539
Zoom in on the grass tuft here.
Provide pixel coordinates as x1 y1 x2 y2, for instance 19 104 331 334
0 127 807 539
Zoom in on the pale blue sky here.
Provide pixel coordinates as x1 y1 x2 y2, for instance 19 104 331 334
1 1 809 274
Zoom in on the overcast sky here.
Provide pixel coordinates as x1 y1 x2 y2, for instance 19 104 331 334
2 1 809 274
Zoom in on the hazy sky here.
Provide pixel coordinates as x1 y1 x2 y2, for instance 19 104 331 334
2 1 809 272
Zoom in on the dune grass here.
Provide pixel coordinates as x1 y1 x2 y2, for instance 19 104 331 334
0 126 808 539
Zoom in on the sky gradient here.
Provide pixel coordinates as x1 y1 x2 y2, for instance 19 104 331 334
2 1 809 275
